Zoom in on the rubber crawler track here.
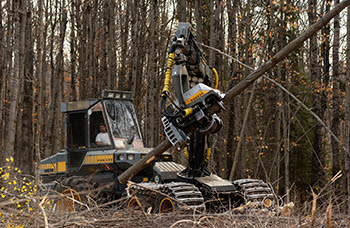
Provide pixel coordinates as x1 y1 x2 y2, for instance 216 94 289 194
233 179 276 208
129 182 205 212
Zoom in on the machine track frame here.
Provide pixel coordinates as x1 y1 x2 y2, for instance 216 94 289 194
128 182 205 213
233 179 277 209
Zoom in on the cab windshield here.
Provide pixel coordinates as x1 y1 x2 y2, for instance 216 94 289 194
104 100 141 142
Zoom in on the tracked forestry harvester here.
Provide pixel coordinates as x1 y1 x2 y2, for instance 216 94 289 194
39 23 277 213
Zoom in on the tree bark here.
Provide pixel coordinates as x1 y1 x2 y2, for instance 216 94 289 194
0 0 6 158
21 0 34 173
108 0 116 90
331 0 341 198
118 1 129 91
345 4 350 214
48 0 67 156
148 0 158 147
178 0 186 22
35 0 45 186
226 0 238 179
308 0 325 191
321 0 330 118
283 90 291 203
194 0 202 42
5 0 25 161
70 0 77 100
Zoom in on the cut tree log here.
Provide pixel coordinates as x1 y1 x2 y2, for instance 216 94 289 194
118 0 350 184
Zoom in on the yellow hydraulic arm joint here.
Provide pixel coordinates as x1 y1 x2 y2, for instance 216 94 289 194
182 107 194 117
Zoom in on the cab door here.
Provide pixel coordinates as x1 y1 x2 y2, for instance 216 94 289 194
66 111 88 173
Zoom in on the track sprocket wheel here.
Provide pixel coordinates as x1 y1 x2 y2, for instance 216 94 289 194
56 176 97 211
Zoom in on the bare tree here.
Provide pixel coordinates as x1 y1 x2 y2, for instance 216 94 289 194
226 0 238 180
345 4 350 213
35 0 45 176
5 0 27 161
331 0 341 199
70 0 77 100
20 0 34 173
118 0 129 91
308 0 325 190
194 0 202 42
178 0 186 22
0 0 7 159
107 0 117 90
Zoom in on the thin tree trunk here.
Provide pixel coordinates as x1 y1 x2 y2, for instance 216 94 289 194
21 0 34 174
331 0 341 198
345 4 350 213
226 0 238 179
0 1 6 158
41 0 50 157
49 0 67 155
194 0 202 42
118 1 129 91
148 0 158 147
321 0 330 119
35 0 44 176
70 0 77 100
5 0 25 161
87 0 96 96
15 0 27 167
209 1 217 67
131 0 141 107
283 88 290 203
78 0 87 100
108 0 116 90
178 0 186 22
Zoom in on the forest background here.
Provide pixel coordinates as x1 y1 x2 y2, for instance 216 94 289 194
1 0 350 213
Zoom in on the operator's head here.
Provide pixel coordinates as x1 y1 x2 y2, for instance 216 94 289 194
99 123 107 133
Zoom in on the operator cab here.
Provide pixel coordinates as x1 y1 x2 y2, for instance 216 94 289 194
60 90 144 172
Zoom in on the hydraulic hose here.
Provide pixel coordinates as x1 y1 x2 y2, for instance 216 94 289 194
161 52 175 97
211 68 219 89
183 147 189 160
182 107 193 117
205 148 211 163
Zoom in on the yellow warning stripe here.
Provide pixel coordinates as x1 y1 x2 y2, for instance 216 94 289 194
40 162 66 174
40 163 56 173
83 155 113 164
185 90 208 105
